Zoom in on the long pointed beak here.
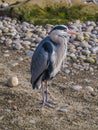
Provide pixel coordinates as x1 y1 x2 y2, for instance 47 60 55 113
67 29 77 35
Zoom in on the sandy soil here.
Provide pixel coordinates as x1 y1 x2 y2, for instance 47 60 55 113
0 44 98 130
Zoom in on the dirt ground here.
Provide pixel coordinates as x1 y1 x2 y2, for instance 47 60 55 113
0 44 98 130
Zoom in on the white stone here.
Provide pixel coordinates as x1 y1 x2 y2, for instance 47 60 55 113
85 86 94 92
86 26 94 32
35 37 42 43
22 41 31 46
13 42 23 50
76 33 84 41
12 62 19 67
80 41 91 48
1 3 9 8
8 76 19 87
58 108 68 112
71 85 82 91
29 119 35 124
91 46 98 53
22 21 30 26
5 39 13 45
64 69 70 74
2 28 9 33
3 54 10 57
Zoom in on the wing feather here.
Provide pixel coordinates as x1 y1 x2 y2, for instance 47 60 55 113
31 46 49 85
31 37 53 86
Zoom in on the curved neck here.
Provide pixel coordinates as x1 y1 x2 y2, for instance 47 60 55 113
49 31 67 50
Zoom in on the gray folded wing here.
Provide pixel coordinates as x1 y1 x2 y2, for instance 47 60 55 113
31 45 49 85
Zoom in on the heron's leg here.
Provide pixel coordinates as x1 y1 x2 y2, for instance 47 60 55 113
41 81 56 108
41 82 45 107
45 81 48 102
45 81 57 106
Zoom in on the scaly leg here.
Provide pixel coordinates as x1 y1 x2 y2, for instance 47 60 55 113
45 81 56 106
41 82 45 107
41 81 56 108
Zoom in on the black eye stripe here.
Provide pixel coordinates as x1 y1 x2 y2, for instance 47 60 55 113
51 25 68 32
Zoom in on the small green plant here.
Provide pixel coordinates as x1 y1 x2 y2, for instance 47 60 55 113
84 36 90 41
85 57 96 64
9 3 98 25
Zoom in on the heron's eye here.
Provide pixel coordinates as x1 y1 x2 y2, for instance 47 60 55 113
64 28 68 32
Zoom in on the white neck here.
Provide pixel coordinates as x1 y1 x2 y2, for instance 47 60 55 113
49 30 67 50
50 30 63 43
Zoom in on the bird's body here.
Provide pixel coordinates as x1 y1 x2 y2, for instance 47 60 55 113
31 31 67 89
31 36 53 89
30 25 75 107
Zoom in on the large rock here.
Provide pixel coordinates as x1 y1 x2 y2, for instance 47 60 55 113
8 76 19 87
1 2 9 8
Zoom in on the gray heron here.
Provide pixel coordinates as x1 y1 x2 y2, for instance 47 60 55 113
31 25 76 107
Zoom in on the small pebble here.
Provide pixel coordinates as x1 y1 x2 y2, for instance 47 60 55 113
11 62 19 67
3 54 10 57
64 69 70 74
58 108 68 112
29 119 35 124
0 116 4 120
71 85 82 91
26 50 34 56
19 57 24 61
85 86 94 92
58 104 70 112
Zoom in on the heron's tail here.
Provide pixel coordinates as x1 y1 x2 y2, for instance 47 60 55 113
31 76 42 89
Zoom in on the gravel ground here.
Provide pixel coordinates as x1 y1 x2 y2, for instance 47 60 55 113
0 42 98 130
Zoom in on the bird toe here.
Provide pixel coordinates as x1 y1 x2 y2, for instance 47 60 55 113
45 102 56 108
46 100 57 105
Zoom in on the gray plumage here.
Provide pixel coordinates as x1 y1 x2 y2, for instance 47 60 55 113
31 36 52 89
30 25 75 107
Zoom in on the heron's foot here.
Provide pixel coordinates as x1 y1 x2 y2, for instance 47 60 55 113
46 100 57 105
45 102 56 108
41 100 56 108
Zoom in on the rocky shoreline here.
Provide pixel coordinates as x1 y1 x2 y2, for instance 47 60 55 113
0 16 98 72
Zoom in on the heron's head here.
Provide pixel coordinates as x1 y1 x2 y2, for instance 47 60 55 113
50 25 76 37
